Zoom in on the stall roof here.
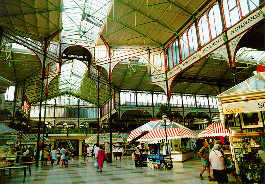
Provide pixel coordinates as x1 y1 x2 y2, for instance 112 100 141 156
219 72 265 96
0 124 18 134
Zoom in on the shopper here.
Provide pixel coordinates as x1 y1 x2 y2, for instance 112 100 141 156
94 144 100 158
83 146 87 162
56 147 61 166
60 146 66 167
97 145 107 172
42 148 49 166
209 144 228 184
50 147 56 166
198 141 214 181
65 148 70 167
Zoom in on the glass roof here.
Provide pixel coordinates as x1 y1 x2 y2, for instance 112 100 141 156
61 0 111 45
220 72 265 95
59 60 87 93
236 47 265 65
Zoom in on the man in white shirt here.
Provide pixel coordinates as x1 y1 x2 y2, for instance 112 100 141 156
60 146 66 167
94 144 100 158
50 147 56 166
209 144 228 184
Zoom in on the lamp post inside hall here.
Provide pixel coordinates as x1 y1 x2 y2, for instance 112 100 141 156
162 115 168 154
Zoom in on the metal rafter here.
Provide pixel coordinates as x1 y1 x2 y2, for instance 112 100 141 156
116 0 178 36
118 66 130 89
135 70 148 91
166 0 193 16
105 16 163 46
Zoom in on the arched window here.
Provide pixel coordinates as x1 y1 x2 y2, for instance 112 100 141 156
209 4 223 39
188 25 198 54
180 32 189 60
223 0 240 28
198 15 210 46
167 40 180 69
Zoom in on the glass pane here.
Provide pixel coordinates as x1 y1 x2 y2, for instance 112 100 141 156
223 0 240 27
198 15 210 46
180 32 189 60
172 41 180 65
209 4 223 38
167 47 173 69
188 25 198 54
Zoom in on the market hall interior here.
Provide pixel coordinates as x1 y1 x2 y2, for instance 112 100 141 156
0 0 265 183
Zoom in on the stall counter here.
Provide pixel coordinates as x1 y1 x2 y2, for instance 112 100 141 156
171 150 194 162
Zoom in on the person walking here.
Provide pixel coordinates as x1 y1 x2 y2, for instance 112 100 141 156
198 141 214 181
56 147 61 166
60 146 66 167
94 144 100 158
97 145 107 172
50 147 56 166
83 146 87 162
65 148 70 167
42 148 49 166
209 143 228 184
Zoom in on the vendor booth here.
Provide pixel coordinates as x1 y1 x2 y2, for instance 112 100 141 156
198 122 230 138
218 72 265 183
127 119 198 168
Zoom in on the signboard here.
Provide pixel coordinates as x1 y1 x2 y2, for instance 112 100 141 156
223 100 265 114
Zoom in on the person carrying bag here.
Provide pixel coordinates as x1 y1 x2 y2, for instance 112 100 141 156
97 145 107 172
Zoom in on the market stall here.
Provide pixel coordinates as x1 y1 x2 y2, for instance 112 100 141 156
127 119 198 166
218 71 265 183
0 124 18 163
198 122 230 138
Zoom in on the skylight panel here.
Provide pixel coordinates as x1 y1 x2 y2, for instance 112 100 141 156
59 60 87 93
236 47 265 65
61 0 111 45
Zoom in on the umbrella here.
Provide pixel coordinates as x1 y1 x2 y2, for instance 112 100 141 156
198 123 230 138
127 119 198 142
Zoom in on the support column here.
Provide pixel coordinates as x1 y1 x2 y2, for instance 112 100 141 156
79 140 83 156
108 58 113 163
36 39 48 167
152 92 154 119
97 72 100 144
78 99 80 128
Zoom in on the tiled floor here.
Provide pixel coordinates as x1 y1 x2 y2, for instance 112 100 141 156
1 156 239 184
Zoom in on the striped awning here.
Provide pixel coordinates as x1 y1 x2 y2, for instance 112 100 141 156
198 123 230 138
127 120 198 142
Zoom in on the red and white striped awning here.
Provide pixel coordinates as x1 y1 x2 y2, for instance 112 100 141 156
127 120 197 142
198 123 230 138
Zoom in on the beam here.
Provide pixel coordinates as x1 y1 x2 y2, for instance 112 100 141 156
166 0 193 16
135 70 148 90
116 0 178 35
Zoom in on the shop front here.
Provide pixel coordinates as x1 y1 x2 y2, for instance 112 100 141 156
218 72 265 183
127 119 198 169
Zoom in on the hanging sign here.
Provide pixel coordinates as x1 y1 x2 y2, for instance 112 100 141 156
223 99 265 114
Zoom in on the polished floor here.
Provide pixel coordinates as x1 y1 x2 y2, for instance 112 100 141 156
2 155 238 184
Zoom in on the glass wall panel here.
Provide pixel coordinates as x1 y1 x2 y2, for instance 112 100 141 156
240 0 260 16
167 47 173 69
188 25 198 54
172 41 180 65
180 32 189 60
223 0 240 28
198 15 210 46
209 4 223 38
